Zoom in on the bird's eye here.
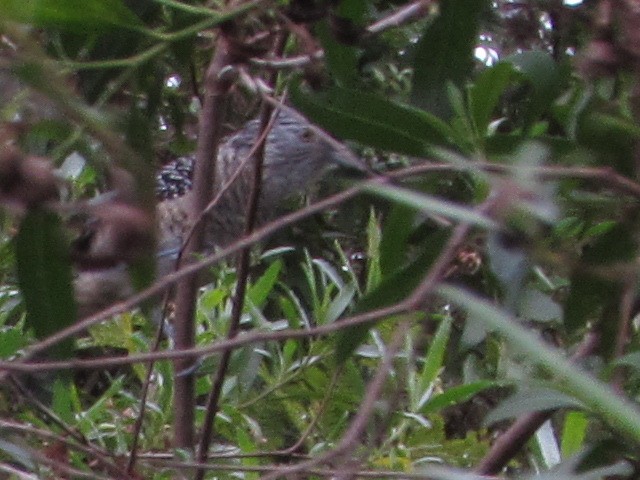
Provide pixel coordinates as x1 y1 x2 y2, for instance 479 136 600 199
300 128 315 142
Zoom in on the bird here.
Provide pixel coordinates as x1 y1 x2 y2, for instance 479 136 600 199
74 109 364 316
156 110 363 256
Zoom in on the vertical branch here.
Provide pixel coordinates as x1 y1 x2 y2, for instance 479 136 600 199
172 35 235 449
194 101 276 480
194 32 289 476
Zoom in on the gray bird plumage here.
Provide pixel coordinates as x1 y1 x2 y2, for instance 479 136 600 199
157 110 360 251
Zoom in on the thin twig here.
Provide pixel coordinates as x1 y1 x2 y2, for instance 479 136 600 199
138 456 499 479
366 0 433 34
0 420 127 479
0 302 408 372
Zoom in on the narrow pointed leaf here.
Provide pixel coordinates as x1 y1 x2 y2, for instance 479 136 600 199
16 209 76 358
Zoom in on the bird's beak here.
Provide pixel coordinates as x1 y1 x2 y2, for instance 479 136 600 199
330 144 372 178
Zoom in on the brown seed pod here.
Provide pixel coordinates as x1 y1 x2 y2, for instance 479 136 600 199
71 202 155 268
0 146 59 209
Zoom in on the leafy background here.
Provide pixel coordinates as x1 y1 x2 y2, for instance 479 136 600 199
0 0 639 479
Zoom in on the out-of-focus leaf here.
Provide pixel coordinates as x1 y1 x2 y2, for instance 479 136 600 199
484 133 574 157
317 20 359 86
485 387 582 425
356 229 451 314
0 327 27 358
613 351 640 371
469 62 515 136
440 284 640 443
410 0 488 120
320 0 367 85
335 0 367 20
535 420 561 469
486 233 530 311
291 80 453 155
379 204 415 277
545 453 633 479
582 223 637 265
576 110 638 176
564 272 614 333
52 377 74 423
565 223 636 334
325 284 356 324
460 315 488 348
15 209 76 359
312 258 345 290
503 51 562 131
0 439 35 470
583 220 617 238
234 345 264 393
518 288 562 323
364 183 497 229
0 0 142 33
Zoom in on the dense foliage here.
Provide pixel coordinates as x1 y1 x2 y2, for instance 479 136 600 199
0 0 639 479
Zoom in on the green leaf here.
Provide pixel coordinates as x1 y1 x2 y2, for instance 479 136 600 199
561 410 588 457
485 387 582 425
469 62 515 136
576 111 638 176
317 20 359 86
410 0 488 120
247 259 282 308
0 0 142 33
365 209 382 292
16 209 76 359
52 377 74 423
0 439 36 470
325 284 356 324
503 50 561 132
565 223 636 334
379 204 416 277
486 233 530 310
0 327 27 358
613 351 640 371
518 288 562 323
335 0 367 20
582 223 637 264
417 313 453 399
291 80 453 155
421 380 496 414
564 272 613 332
